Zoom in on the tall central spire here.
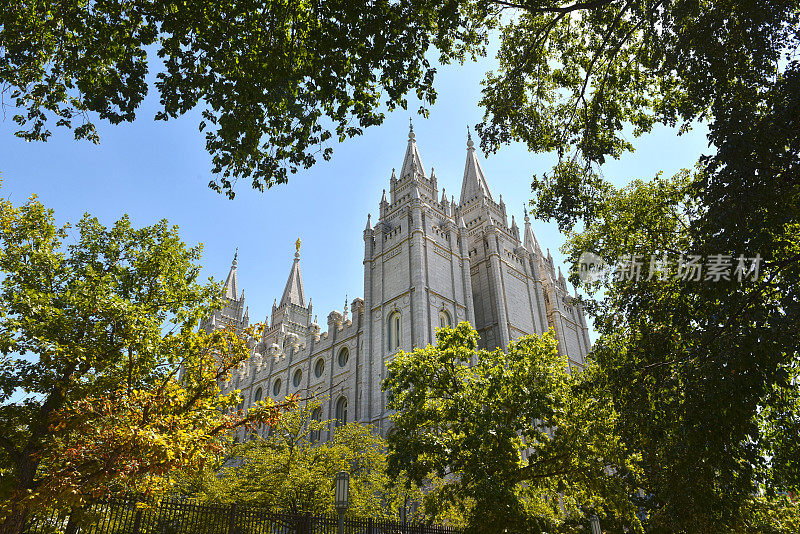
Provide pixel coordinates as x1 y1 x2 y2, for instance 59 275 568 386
459 126 494 205
280 241 306 307
223 248 239 300
399 119 426 179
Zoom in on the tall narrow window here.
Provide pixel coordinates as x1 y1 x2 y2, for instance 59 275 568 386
254 387 263 403
388 311 401 351
338 347 349 367
310 407 322 444
272 378 282 396
335 397 348 427
439 310 452 329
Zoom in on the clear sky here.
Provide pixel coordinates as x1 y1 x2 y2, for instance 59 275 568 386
0 46 709 342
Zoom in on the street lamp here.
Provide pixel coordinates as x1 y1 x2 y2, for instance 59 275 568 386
334 471 350 534
590 514 602 534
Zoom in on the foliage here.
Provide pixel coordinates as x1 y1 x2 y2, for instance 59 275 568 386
0 0 491 197
385 322 642 533
469 0 800 530
0 190 293 532
174 400 444 524
560 171 799 531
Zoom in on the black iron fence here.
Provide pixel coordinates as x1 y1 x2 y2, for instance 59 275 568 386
23 498 462 534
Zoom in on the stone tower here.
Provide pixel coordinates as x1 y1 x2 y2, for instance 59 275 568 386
213 125 591 439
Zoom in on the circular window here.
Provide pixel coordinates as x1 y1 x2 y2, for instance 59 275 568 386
293 369 303 387
314 358 325 378
338 347 349 367
272 378 282 396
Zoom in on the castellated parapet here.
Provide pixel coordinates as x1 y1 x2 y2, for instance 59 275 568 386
210 125 591 442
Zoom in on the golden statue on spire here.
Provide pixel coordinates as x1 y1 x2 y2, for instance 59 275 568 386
295 238 301 252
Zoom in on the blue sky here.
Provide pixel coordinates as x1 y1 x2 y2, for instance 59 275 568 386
0 47 709 341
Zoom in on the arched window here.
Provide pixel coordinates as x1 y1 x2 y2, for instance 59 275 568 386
272 378 282 396
314 358 325 378
254 387 263 403
439 310 452 329
335 397 348 427
293 369 303 387
387 311 401 352
338 347 349 367
310 407 322 444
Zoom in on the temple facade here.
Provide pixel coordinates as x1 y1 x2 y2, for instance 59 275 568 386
209 126 591 440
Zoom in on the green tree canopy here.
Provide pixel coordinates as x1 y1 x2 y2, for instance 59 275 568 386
175 399 438 523
561 171 799 531
0 0 489 197
385 323 642 533
0 191 291 534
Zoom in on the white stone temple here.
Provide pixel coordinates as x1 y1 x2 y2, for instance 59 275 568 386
205 125 591 440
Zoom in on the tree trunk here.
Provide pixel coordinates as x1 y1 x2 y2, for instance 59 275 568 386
0 507 29 534
1 451 40 534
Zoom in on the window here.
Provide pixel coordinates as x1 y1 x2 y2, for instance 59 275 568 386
293 369 303 387
439 310 452 329
314 358 325 378
254 387 263 403
310 407 322 444
387 311 401 351
272 378 282 396
338 347 349 367
335 397 348 427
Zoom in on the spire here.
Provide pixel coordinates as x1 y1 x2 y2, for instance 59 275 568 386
365 213 372 231
523 207 540 253
343 294 349 320
440 187 447 205
400 120 426 179
460 126 493 205
223 248 239 300
279 240 306 307
381 189 388 204
511 215 519 240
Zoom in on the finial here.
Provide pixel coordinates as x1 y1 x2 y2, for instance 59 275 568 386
232 247 238 267
365 213 372 231
409 118 415 140
467 125 474 149
344 294 349 315
294 238 301 259
391 168 396 180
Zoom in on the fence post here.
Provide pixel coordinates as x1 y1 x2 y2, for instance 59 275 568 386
367 517 374 534
227 503 238 534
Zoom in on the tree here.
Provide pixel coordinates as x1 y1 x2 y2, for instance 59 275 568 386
384 322 642 533
471 1 799 529
559 171 799 531
0 191 293 534
175 399 437 523
0 0 489 197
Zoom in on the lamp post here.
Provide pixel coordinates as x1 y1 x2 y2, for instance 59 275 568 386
334 471 350 534
590 514 602 534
